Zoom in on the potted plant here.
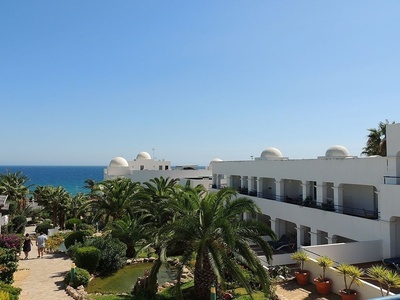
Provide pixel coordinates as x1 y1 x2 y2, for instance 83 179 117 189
290 251 310 286
314 255 334 295
337 263 364 300
367 265 400 297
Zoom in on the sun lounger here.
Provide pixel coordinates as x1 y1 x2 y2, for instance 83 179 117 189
268 234 294 251
382 257 400 270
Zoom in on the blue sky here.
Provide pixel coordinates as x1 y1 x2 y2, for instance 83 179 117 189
1 1 400 166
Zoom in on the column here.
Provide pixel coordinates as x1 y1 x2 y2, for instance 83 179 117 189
333 185 344 211
275 179 284 201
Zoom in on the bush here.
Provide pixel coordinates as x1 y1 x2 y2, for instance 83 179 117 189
0 248 18 284
11 215 27 234
0 234 23 252
64 267 90 288
66 242 83 260
35 222 52 235
75 246 101 274
65 218 82 231
84 235 127 273
46 232 66 253
64 230 91 249
0 283 21 300
0 291 9 300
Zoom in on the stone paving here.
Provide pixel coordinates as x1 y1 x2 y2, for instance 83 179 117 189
275 280 342 300
12 226 72 300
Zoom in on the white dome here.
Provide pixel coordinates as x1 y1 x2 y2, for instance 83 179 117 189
136 151 152 160
109 157 129 167
325 145 350 157
211 158 223 162
260 147 283 159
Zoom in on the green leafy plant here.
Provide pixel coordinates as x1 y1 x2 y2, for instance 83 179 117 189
65 218 82 230
367 265 400 296
76 246 101 274
64 230 91 249
0 248 19 284
35 222 52 234
315 256 334 282
336 263 364 294
83 234 127 273
64 267 90 288
290 251 309 271
0 284 20 300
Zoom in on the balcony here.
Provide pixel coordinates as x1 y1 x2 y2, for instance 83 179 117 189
210 185 380 220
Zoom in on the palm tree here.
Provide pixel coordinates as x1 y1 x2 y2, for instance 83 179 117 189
83 178 141 225
0 171 32 215
166 187 276 300
362 120 395 156
107 214 148 258
34 186 71 228
135 177 179 297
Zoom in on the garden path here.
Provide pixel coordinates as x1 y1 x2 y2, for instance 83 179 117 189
12 226 73 300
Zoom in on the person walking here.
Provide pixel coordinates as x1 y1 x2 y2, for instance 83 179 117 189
22 233 33 259
36 232 47 258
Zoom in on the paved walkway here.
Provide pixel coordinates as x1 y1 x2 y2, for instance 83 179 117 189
276 280 342 300
12 226 72 300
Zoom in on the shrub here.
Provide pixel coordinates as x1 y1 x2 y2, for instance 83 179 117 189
0 234 23 251
66 242 83 260
64 267 90 288
75 246 101 274
35 222 52 235
65 218 82 230
64 230 91 249
0 248 18 284
84 235 127 273
0 291 9 300
0 283 21 300
46 232 66 253
11 215 27 234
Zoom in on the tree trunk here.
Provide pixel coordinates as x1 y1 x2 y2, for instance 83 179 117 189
194 250 217 300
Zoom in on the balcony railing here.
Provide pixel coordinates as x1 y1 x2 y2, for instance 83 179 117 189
210 185 380 220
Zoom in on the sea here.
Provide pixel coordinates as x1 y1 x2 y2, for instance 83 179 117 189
0 166 105 196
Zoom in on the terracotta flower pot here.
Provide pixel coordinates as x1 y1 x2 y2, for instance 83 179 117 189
294 270 310 286
339 289 357 300
314 278 331 295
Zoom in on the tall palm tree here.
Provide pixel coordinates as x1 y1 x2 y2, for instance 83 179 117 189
34 186 71 228
84 177 141 225
135 177 179 297
362 120 395 156
0 171 32 215
166 187 276 300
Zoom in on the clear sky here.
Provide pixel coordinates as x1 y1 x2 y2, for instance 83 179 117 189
1 1 400 166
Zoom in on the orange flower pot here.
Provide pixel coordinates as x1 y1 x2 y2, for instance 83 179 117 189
294 270 310 286
314 278 331 295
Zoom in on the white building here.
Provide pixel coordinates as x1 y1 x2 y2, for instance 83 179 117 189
104 151 214 189
211 123 400 260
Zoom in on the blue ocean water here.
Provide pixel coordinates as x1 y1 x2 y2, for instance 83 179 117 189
0 166 105 195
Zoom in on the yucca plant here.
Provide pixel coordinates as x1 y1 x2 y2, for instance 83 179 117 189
367 265 400 296
316 256 334 282
336 263 364 295
290 251 309 271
